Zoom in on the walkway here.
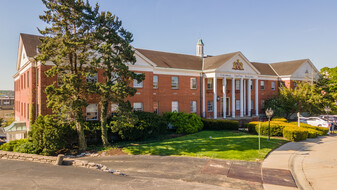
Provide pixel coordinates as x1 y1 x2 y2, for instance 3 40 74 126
263 134 337 190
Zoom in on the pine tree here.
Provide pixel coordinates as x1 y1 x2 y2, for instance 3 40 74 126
36 0 99 151
91 11 144 146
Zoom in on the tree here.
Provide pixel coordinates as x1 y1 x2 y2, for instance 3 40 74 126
91 11 144 146
36 0 99 151
318 66 337 114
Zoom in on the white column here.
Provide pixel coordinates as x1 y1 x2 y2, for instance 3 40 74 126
240 78 244 117
232 78 235 118
222 77 226 118
255 79 259 116
244 79 246 116
202 76 205 118
248 79 252 116
213 76 217 119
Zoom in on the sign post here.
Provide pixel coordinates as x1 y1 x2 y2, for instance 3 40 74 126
258 119 261 153
297 112 300 127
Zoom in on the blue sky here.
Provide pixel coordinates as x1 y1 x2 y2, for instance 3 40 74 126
1 0 337 90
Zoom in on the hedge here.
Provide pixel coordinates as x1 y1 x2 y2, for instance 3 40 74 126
288 122 329 136
248 121 288 136
283 127 308 142
163 112 203 134
271 117 287 122
201 119 239 130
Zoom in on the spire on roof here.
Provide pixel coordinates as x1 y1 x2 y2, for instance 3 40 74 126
196 39 204 57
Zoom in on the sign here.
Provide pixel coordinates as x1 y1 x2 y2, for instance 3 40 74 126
232 59 244 70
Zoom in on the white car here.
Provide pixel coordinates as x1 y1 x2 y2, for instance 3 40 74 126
299 117 329 128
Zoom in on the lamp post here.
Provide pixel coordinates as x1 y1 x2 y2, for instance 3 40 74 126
265 108 274 141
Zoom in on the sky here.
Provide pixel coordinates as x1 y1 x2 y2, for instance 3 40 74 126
1 0 337 90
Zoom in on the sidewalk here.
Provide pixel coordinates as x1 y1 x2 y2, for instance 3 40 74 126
262 135 337 190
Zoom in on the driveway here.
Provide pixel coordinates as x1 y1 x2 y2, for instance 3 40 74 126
0 159 235 190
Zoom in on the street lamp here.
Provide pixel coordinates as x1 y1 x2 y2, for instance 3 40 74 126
265 108 274 141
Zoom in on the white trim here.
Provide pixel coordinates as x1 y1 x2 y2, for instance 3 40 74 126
134 49 158 67
222 77 226 119
202 75 205 117
232 78 235 118
240 78 243 117
213 76 217 119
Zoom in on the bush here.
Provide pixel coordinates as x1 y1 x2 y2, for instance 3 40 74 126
248 121 287 136
111 111 168 140
30 115 77 156
0 139 37 154
201 119 239 130
306 129 319 138
271 117 287 122
288 122 329 136
283 127 308 142
163 112 203 134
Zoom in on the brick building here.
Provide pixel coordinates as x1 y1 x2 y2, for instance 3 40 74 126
12 33 320 138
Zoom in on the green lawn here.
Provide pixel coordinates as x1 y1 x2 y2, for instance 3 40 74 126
123 130 288 161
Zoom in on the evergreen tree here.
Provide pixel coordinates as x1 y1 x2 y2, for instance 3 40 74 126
91 11 144 146
36 0 99 151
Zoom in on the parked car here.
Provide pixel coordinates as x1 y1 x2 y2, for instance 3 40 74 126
299 117 330 128
320 115 337 125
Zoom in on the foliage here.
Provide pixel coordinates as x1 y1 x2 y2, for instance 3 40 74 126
318 66 337 114
288 122 329 136
306 128 319 138
271 117 287 122
111 105 168 140
36 0 100 151
30 115 77 156
0 139 37 154
163 112 203 134
283 127 308 142
201 118 239 130
265 82 324 119
123 130 288 161
2 116 14 127
90 11 144 146
248 121 287 136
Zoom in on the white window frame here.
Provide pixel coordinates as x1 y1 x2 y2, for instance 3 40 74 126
207 101 213 112
271 81 275 90
153 101 159 114
236 100 240 110
190 101 197 113
260 81 265 90
133 102 143 111
133 73 143 88
207 78 213 89
153 75 158 89
111 72 119 84
236 80 240 90
86 104 98 120
172 101 179 112
190 78 197 89
171 77 179 89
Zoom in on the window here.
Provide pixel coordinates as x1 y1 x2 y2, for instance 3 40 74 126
27 71 29 88
133 73 143 88
261 100 265 109
86 73 98 83
251 82 253 90
153 75 158 89
236 100 240 110
236 80 240 90
172 101 179 112
271 81 275 90
171 77 179 89
86 104 98 120
207 101 213 112
153 101 158 114
260 81 265 90
190 78 197 89
133 102 143 111
111 72 119 84
111 103 118 112
190 101 197 113
207 78 213 89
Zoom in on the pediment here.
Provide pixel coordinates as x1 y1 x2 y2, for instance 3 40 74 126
216 52 260 75
291 60 320 80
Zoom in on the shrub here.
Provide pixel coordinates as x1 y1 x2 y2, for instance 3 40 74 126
163 112 203 134
306 129 319 138
201 119 239 130
283 127 308 142
31 115 77 155
271 117 287 122
288 122 329 136
248 121 287 136
0 139 37 154
111 111 168 140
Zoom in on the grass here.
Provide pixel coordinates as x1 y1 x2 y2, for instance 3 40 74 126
123 130 288 161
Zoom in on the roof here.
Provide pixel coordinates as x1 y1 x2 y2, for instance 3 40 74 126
20 33 42 58
136 48 203 70
251 62 277 76
203 52 239 70
270 59 308 76
197 39 204 45
4 121 26 132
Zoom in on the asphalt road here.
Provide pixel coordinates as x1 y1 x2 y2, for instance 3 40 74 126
0 159 234 190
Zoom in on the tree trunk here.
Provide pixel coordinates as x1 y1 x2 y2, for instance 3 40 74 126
75 121 87 152
100 100 110 146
